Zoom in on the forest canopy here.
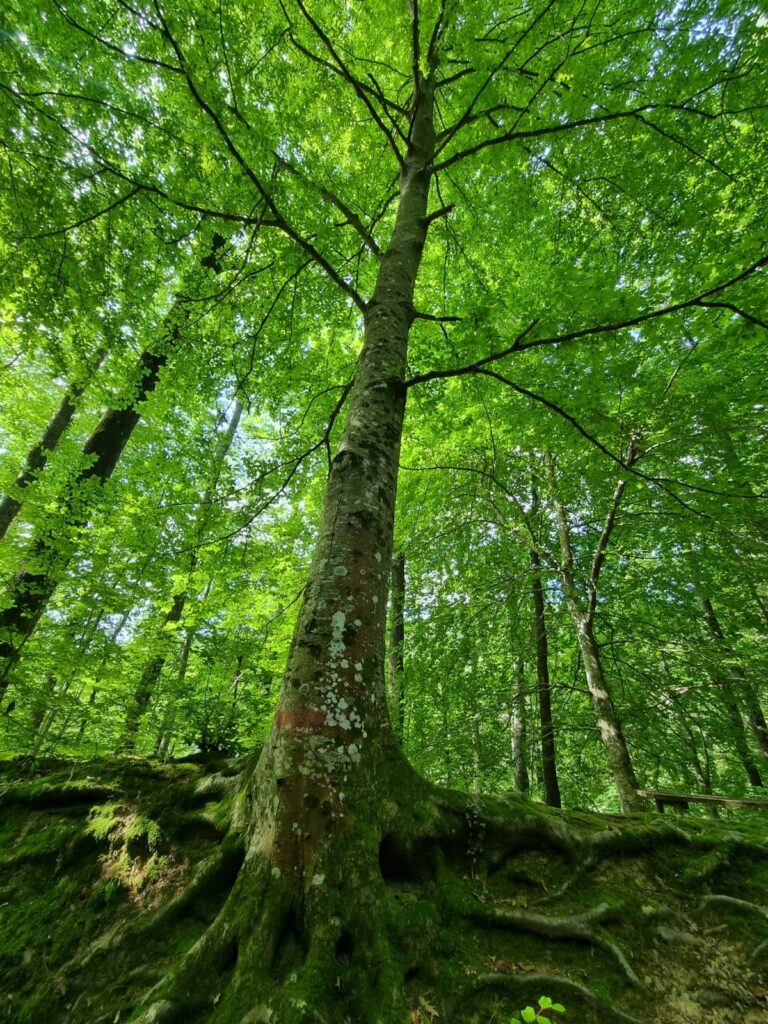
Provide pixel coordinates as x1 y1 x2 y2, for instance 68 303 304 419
0 1 767 1022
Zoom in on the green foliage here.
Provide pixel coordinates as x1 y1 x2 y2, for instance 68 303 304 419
509 996 566 1023
0 0 765 815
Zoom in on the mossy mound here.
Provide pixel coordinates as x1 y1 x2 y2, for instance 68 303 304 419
1 758 767 1023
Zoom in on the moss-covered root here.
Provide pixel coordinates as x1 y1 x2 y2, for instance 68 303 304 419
450 972 644 1024
133 848 410 1024
464 902 641 986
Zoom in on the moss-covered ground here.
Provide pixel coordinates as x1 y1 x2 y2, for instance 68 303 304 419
1 758 767 1023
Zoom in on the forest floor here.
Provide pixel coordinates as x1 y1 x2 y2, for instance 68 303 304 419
1 756 767 1024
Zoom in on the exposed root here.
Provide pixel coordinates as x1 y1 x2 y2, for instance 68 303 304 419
0 781 117 809
449 971 643 1024
77 832 244 969
141 832 244 931
696 894 768 919
187 770 244 806
136 903 240 1024
466 901 641 987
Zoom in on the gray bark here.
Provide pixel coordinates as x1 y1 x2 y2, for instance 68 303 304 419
700 595 765 785
387 551 406 739
530 477 561 807
510 656 529 793
251 68 438 873
545 451 643 813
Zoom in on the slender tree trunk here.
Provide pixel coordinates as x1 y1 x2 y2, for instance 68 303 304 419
545 452 643 812
387 551 405 739
700 596 764 785
30 673 57 732
530 542 561 807
121 400 243 748
0 348 106 541
0 335 178 700
510 656 529 793
155 621 195 759
121 591 187 751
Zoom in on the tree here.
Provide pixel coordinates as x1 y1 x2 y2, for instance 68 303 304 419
1 1 767 1022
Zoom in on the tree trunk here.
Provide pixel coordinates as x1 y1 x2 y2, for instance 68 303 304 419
575 614 642 812
545 454 643 812
530 543 561 807
137 68 438 1024
121 591 187 751
121 400 243 748
700 596 764 786
0 349 106 541
510 656 529 794
0 337 177 701
155 621 195 759
387 551 406 739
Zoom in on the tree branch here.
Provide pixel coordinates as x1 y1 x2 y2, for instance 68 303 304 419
289 0 406 168
152 0 367 311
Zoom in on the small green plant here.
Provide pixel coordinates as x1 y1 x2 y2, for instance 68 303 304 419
510 995 566 1024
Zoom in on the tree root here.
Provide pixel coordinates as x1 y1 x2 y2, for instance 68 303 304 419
449 970 643 1023
77 832 244 970
696 894 768 920
0 781 117 809
466 901 642 987
135 902 240 1024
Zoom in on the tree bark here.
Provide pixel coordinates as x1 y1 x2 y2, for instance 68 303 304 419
700 595 765 785
387 551 406 740
0 337 176 701
140 68 442 1024
529 476 561 807
545 452 643 813
510 656 529 794
0 348 106 541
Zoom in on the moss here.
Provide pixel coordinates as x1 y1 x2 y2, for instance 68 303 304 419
3 757 768 1024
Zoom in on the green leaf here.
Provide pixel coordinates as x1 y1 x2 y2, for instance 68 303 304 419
538 997 553 1009
552 1005 566 1015
521 1009 537 1023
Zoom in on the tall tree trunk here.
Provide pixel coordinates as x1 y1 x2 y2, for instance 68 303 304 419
0 335 178 700
545 452 643 813
529 478 561 807
121 400 243 748
141 69 442 1023
510 655 529 793
700 596 765 785
121 591 187 751
155 620 196 759
387 551 406 740
0 348 106 541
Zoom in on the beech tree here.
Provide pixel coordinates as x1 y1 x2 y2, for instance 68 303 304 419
1 1 767 1023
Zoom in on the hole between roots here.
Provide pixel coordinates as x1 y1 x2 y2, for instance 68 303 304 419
379 833 433 884
271 906 308 982
335 928 354 962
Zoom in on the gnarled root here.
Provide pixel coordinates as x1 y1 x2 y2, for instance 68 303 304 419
465 902 641 986
449 971 643 1024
